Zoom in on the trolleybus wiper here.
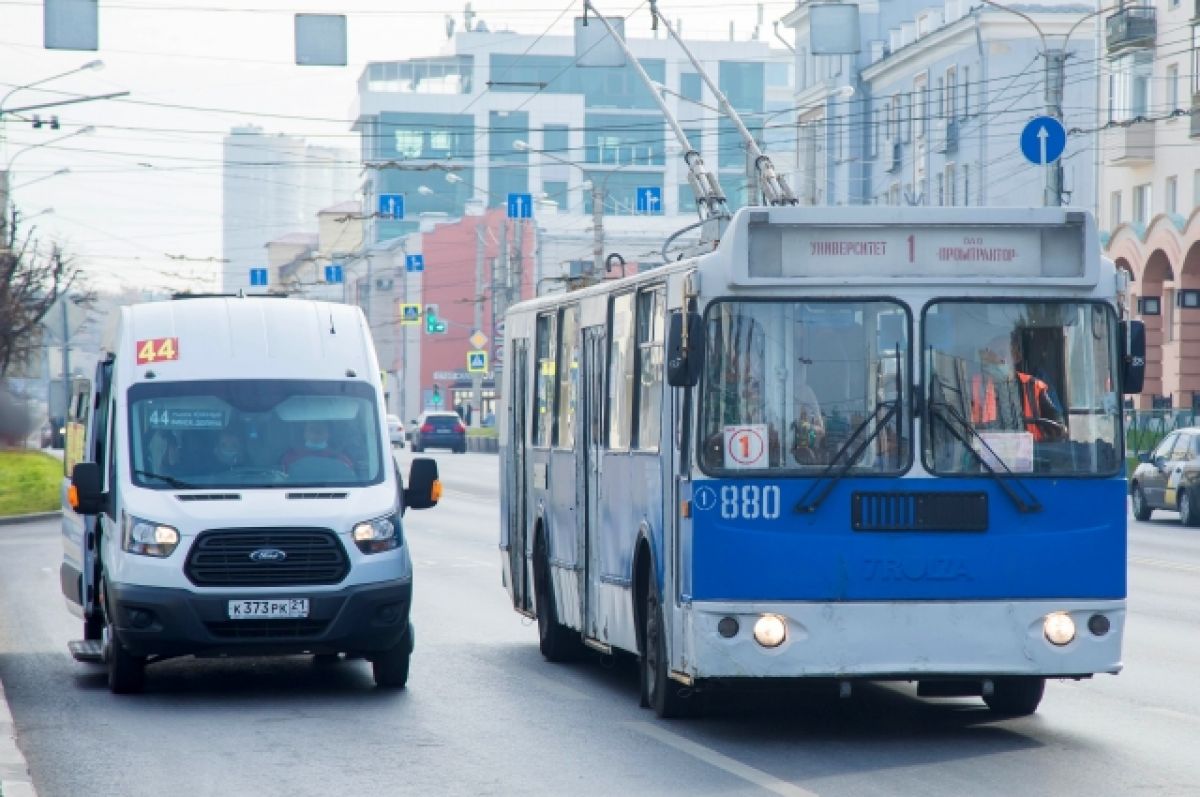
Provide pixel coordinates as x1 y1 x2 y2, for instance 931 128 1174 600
927 399 1042 514
133 469 198 490
794 398 900 515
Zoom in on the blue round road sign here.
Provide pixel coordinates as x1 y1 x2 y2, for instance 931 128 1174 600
1019 116 1066 165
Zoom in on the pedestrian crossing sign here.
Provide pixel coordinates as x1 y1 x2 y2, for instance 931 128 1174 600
399 303 421 325
467 351 488 373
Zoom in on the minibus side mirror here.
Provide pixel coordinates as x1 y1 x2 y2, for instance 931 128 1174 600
1121 319 1145 395
666 310 703 388
404 458 441 511
69 462 104 516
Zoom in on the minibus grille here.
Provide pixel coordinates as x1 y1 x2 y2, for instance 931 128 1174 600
185 528 349 586
851 492 988 532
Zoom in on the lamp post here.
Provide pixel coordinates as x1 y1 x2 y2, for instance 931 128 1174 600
1 126 94 247
975 1 1116 206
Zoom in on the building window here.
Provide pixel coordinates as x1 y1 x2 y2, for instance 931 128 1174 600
870 108 880 157
884 100 894 140
889 182 901 205
945 66 957 118
1167 175 1178 215
543 180 568 206
1167 64 1180 112
1110 51 1153 120
1139 296 1161 315
680 72 702 103
684 127 703 155
533 312 558 447
935 172 944 206
961 65 970 116
962 164 970 206
945 163 957 206
607 292 636 449
543 124 569 154
912 77 927 138
1111 190 1123 225
1134 183 1152 225
903 92 912 143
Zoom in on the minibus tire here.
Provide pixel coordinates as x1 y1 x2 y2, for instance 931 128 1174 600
983 676 1044 716
372 644 411 688
103 581 146 695
643 583 693 719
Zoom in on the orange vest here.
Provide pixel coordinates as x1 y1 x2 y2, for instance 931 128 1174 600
971 372 1052 442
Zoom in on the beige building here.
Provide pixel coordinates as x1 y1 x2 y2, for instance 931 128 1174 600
1100 1 1200 408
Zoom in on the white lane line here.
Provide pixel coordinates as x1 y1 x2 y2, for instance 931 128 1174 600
1129 556 1200 575
628 721 820 797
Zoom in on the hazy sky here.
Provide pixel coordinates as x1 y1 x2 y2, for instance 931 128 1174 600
0 0 791 291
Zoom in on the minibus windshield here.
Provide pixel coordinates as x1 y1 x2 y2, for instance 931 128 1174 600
128 379 385 489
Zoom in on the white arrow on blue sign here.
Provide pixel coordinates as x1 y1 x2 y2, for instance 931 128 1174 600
1019 116 1066 165
636 186 662 214
507 192 532 219
378 193 405 220
249 268 268 287
405 253 424 273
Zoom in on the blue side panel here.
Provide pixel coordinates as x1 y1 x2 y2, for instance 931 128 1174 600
599 453 664 585
691 477 1127 601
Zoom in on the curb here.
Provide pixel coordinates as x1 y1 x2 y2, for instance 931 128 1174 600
0 512 60 528
0 681 37 797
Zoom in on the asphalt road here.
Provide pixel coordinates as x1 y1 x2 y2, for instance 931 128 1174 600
1 453 1198 796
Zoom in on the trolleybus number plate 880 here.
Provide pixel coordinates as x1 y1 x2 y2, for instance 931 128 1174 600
227 599 310 619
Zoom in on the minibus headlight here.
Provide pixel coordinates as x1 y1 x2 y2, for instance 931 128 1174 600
352 514 400 554
1043 611 1076 646
123 515 179 557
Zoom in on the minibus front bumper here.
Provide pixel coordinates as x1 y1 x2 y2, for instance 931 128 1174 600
106 579 412 658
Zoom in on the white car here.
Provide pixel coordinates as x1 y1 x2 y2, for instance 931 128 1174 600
387 414 406 448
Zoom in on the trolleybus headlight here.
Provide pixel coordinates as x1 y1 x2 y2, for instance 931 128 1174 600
1043 611 1076 646
753 614 787 648
352 514 400 554
122 515 179 557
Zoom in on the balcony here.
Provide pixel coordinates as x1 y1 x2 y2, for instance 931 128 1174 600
1106 6 1156 52
1103 120 1155 165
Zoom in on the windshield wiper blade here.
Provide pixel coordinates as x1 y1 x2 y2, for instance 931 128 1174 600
794 399 899 514
927 399 1042 514
134 469 198 489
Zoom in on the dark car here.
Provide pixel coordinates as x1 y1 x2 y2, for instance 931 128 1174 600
1131 427 1200 525
410 411 466 453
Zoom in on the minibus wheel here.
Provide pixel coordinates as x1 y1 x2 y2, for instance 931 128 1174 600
102 579 146 695
371 645 410 688
983 676 1044 716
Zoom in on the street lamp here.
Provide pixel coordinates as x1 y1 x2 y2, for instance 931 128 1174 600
10 167 69 192
0 60 104 115
2 127 93 247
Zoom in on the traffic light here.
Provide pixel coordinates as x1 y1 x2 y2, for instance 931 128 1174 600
424 304 446 334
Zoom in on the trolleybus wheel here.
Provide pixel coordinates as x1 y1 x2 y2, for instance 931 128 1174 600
1131 485 1152 521
1180 490 1198 527
534 533 580 662
983 676 1044 716
102 578 146 695
642 582 694 719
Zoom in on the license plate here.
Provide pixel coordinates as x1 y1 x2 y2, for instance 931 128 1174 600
227 599 310 619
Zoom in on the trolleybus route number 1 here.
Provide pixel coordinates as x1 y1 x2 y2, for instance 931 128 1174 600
696 485 782 520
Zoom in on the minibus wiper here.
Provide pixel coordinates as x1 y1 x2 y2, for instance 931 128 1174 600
794 398 899 515
927 400 1042 514
133 469 199 490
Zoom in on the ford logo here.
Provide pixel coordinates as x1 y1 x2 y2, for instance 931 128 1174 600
249 548 288 563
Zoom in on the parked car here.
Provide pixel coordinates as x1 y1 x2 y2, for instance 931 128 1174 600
1131 427 1200 525
386 414 406 448
410 411 466 453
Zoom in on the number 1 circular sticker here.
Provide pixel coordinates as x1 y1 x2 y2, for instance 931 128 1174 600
723 425 768 469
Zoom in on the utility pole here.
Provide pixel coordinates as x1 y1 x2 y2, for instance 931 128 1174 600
398 252 408 421
472 222 484 427
591 184 604 281
1044 47 1066 207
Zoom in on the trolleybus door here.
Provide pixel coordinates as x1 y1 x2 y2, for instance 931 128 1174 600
582 327 606 638
509 341 532 613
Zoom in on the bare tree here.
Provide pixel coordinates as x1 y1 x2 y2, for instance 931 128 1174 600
0 220 89 377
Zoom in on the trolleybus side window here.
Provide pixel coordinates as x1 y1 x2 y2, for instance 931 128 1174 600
634 287 665 451
608 292 636 450
533 312 557 448
555 305 580 450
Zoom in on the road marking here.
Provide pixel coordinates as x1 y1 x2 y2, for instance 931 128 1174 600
628 721 819 797
1129 555 1200 575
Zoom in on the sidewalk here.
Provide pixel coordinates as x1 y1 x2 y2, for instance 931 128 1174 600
0 680 36 797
